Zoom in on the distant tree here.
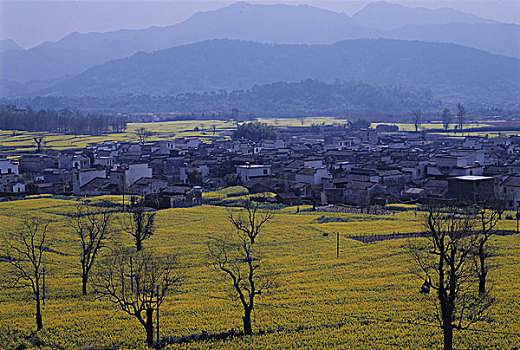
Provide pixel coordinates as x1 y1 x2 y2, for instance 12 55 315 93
223 173 239 187
0 217 51 331
412 109 422 132
457 104 466 132
135 127 152 146
409 207 493 350
297 116 307 125
212 125 217 136
186 169 203 186
33 135 45 152
91 249 182 347
442 108 452 130
68 204 114 295
347 119 371 131
209 201 276 335
232 122 277 142
121 197 156 252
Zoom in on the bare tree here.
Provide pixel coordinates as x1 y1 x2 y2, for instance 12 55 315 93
135 127 152 146
297 116 306 126
474 203 502 295
412 109 422 132
227 200 274 245
442 108 451 131
457 104 465 132
69 204 114 295
33 135 44 152
91 249 182 347
209 201 276 335
0 217 51 331
120 197 156 252
409 207 493 350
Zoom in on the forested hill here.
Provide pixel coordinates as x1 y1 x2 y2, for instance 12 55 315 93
25 39 520 105
1 80 441 116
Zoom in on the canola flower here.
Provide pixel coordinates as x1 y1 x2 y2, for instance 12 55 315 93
0 197 519 349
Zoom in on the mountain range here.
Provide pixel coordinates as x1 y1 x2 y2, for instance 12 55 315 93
0 1 519 108
12 38 518 105
1 1 518 84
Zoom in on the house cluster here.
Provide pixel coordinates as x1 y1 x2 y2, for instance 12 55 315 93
3 127 520 209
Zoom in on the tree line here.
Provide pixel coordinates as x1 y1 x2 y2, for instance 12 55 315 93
0 79 442 117
0 105 127 135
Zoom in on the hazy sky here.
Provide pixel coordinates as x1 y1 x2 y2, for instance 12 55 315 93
1 0 519 49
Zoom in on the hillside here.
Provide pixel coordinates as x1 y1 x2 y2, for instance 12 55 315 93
1 1 517 83
30 39 520 105
1 198 519 349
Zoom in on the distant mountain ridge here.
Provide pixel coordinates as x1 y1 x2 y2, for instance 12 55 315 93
22 39 520 105
352 1 495 29
0 39 23 53
1 1 518 84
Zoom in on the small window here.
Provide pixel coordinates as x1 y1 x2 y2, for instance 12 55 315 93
263 169 268 175
7 168 11 174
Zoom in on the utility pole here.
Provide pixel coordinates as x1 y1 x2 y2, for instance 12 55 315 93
336 232 340 258
516 202 520 234
156 284 160 345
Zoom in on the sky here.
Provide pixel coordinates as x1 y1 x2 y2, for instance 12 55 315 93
1 0 519 49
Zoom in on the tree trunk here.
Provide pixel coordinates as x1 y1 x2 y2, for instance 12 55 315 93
478 244 487 295
136 238 143 252
82 274 88 295
243 308 252 335
443 325 453 350
145 307 154 347
35 290 43 331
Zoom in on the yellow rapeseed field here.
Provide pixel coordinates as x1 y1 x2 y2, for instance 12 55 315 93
1 197 519 349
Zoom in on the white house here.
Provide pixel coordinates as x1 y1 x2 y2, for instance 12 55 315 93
236 164 271 183
0 158 19 175
295 167 330 185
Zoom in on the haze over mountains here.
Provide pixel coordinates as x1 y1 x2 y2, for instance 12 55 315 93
26 39 519 104
1 1 519 110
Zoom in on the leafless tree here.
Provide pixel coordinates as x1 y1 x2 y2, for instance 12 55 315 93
91 249 182 347
457 104 465 132
412 109 422 132
33 135 44 152
442 108 451 131
209 201 276 335
474 202 502 295
409 207 493 350
68 204 114 295
297 116 306 125
0 217 51 331
120 197 156 252
135 127 152 146
227 200 274 245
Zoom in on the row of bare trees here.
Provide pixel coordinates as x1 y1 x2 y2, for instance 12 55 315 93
1 199 504 349
0 199 274 347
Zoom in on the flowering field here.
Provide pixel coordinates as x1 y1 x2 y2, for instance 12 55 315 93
0 198 519 349
0 120 235 152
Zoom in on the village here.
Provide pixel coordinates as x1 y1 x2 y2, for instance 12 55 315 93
1 123 518 211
